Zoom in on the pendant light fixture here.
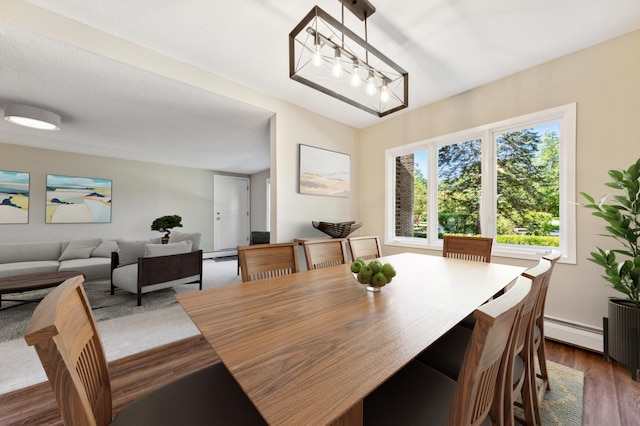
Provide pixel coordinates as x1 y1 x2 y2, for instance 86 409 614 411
289 0 409 117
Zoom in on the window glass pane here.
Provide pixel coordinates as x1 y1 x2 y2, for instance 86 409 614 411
394 151 427 239
437 140 482 239
495 124 560 247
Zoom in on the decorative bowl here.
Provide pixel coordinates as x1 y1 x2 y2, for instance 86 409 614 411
312 221 363 238
352 273 383 292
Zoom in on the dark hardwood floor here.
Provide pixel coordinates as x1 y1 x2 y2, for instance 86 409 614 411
0 337 638 425
544 339 640 426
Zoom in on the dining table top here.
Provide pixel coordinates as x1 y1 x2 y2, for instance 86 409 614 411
176 252 526 426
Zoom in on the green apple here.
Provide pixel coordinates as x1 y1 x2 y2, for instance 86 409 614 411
350 261 362 273
371 272 388 287
369 260 383 274
381 263 396 279
357 265 373 283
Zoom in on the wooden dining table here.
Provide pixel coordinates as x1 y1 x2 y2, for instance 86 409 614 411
176 252 526 426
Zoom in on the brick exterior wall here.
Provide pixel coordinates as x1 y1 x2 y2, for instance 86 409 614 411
395 155 415 237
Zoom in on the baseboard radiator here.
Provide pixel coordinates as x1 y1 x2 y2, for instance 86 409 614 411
545 315 603 352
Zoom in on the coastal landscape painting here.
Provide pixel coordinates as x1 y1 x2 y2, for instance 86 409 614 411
46 174 111 223
0 170 29 224
299 144 350 197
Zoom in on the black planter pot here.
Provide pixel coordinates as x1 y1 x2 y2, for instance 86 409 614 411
603 298 640 381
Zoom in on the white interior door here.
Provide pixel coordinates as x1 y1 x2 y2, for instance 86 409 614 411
214 175 250 251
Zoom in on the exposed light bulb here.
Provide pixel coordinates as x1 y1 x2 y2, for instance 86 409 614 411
380 81 390 103
366 71 377 96
313 44 323 67
350 64 361 87
332 49 343 77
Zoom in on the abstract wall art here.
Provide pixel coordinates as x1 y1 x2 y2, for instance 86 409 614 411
298 144 350 198
46 174 112 223
0 170 29 224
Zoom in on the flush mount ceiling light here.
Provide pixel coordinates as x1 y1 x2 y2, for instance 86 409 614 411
3 104 61 131
289 0 408 117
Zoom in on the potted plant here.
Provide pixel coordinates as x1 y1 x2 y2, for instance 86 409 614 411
581 158 640 380
151 215 183 243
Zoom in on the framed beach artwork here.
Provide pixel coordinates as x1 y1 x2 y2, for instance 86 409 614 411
0 170 29 224
46 174 112 223
298 144 350 197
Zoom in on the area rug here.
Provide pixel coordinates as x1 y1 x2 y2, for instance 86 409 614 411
515 360 584 425
0 280 179 343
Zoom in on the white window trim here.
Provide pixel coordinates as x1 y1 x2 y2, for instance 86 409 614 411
384 103 576 264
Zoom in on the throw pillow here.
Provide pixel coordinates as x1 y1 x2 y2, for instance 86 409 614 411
117 238 161 266
169 231 201 251
144 240 193 257
59 238 102 261
91 239 119 258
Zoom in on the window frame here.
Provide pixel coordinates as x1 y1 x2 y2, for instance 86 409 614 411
384 103 576 264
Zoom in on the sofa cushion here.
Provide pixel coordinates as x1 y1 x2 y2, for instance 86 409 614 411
0 261 60 279
91 240 119 258
59 239 102 261
59 258 111 282
144 241 192 258
117 238 162 266
0 241 62 264
111 263 198 294
169 231 201 251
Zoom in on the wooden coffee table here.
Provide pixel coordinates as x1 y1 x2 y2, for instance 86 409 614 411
0 270 84 309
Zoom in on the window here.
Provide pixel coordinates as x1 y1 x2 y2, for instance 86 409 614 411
385 104 576 263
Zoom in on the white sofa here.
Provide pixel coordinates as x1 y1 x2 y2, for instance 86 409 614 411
0 238 117 281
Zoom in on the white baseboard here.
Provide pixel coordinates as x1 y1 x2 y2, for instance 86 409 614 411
203 250 237 259
544 316 603 353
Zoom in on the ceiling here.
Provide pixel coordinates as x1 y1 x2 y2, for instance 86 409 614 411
1 0 640 173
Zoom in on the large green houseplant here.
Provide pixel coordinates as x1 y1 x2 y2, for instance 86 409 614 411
581 157 640 380
151 215 183 242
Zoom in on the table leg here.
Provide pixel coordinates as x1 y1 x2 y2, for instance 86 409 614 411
328 400 363 426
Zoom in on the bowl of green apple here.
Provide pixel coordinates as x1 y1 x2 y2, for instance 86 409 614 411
350 258 396 292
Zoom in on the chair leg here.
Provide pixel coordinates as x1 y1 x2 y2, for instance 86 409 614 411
513 349 538 426
537 338 550 392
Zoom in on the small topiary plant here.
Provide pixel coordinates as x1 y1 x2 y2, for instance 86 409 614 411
151 215 183 239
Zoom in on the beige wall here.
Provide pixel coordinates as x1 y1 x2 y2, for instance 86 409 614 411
250 169 270 232
359 29 640 331
0 142 216 249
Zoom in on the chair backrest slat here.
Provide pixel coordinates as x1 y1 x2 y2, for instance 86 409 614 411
237 242 301 282
24 275 112 426
302 239 347 270
347 236 382 261
442 235 493 263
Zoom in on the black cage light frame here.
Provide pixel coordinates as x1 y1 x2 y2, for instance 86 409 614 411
289 3 409 117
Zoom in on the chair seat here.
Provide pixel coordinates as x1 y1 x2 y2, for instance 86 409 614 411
364 360 491 426
416 324 472 380
111 363 266 426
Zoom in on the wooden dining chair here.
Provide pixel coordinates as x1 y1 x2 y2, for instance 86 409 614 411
364 275 532 426
347 235 381 261
237 242 301 282
418 261 552 426
301 238 348 270
24 275 266 426
507 259 552 426
444 235 494 328
442 235 493 262
525 250 561 424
